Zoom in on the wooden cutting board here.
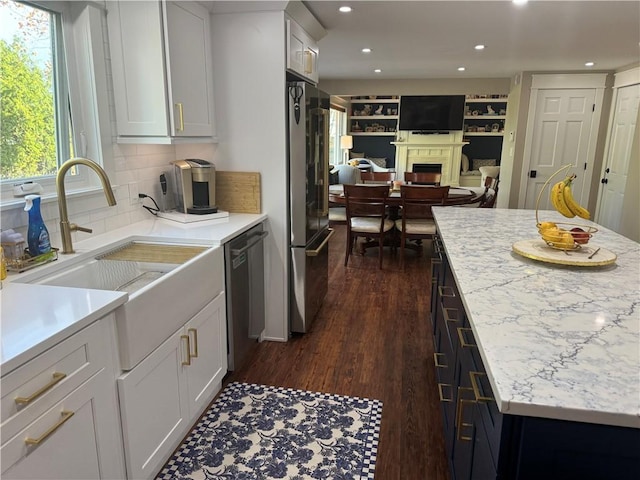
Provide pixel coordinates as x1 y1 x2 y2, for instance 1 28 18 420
215 171 261 214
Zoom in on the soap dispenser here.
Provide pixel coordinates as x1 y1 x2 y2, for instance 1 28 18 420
24 194 51 256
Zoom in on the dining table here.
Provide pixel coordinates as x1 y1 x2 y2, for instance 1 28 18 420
328 183 484 208
328 183 486 255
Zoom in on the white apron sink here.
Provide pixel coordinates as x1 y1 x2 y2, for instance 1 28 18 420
16 238 223 370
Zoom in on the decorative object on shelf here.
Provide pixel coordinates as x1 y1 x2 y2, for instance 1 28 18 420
375 105 384 115
487 105 495 115
492 123 500 132
340 135 353 164
499 108 507 115
362 104 372 115
352 121 362 132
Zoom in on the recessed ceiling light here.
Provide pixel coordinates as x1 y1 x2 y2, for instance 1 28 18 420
374 69 382 73
513 0 528 5
585 61 595 67
362 48 372 53
458 67 466 72
474 45 485 50
339 6 352 13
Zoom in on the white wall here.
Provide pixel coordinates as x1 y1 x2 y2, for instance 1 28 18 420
210 11 289 342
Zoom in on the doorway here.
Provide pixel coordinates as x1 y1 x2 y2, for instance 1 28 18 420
519 74 607 211
595 81 640 232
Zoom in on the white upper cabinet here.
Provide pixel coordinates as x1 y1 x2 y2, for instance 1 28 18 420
107 1 216 143
286 19 318 83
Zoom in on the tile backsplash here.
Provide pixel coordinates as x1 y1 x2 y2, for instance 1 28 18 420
0 144 181 249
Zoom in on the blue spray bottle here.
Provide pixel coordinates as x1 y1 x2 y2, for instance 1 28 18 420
24 194 51 256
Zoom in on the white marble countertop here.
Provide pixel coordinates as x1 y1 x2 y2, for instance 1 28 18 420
1 213 267 375
433 207 640 428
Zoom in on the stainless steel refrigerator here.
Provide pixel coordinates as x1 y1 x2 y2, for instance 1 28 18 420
288 80 333 333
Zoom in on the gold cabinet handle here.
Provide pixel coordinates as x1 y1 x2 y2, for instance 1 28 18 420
456 387 475 442
304 50 313 74
175 102 184 132
181 335 191 366
188 328 198 358
15 372 67 405
437 383 453 402
457 327 476 348
470 371 494 402
433 352 447 368
438 285 455 298
25 410 74 445
443 307 459 323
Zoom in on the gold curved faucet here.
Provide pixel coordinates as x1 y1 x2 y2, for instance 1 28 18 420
56 157 117 254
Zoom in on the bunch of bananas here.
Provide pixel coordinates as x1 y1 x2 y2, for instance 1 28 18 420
550 174 590 219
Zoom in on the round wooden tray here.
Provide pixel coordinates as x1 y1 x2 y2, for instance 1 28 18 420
512 239 616 267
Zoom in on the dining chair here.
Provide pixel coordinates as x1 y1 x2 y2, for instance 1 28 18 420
481 177 500 208
361 171 395 183
404 171 442 185
344 184 395 269
396 185 450 267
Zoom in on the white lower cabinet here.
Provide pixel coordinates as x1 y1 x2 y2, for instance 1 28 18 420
1 317 125 480
118 292 227 480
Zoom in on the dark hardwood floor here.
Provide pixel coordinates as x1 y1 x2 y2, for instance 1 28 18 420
225 224 451 480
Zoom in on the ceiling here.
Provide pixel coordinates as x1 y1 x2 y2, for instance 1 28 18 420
303 0 640 80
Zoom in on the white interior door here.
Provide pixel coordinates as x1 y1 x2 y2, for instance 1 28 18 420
595 83 640 232
522 88 597 210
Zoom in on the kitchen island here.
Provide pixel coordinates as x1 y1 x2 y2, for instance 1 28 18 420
431 207 639 479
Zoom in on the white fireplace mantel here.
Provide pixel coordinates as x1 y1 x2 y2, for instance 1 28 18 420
393 132 468 186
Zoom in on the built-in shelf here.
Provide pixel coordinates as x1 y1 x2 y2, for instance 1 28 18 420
351 115 399 120
465 97 508 103
464 115 506 120
352 132 396 136
351 98 398 104
464 132 504 137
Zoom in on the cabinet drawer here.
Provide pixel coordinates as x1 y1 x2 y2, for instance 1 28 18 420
1 318 110 445
1 369 110 479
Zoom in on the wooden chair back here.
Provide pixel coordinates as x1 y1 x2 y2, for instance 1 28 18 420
481 177 500 208
396 185 449 267
404 171 442 185
343 184 393 269
399 185 450 220
361 171 395 183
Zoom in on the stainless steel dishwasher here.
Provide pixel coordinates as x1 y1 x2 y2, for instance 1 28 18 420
224 223 268 371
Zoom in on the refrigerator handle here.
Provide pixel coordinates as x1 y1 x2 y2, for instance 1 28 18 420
306 229 334 257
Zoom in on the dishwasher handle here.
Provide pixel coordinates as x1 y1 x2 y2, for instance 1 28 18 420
230 230 269 256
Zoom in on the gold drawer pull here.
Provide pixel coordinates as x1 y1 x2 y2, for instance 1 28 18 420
188 328 198 358
438 285 455 298
433 352 447 368
181 335 191 366
15 372 67 405
437 383 453 402
470 371 494 402
443 307 459 323
457 327 476 348
456 387 475 442
24 410 74 445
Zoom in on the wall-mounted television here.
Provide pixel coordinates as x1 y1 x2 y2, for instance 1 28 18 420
398 95 465 132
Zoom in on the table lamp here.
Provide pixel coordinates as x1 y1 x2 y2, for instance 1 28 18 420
340 135 353 164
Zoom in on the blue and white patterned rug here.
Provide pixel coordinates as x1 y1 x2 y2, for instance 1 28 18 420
157 382 383 480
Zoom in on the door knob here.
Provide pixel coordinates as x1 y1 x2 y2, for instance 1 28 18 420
605 167 610 174
601 178 608 184
529 170 537 178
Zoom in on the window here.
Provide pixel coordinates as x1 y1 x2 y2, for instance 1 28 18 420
0 0 73 184
329 105 347 166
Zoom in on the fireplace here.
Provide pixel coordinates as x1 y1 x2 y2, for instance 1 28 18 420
413 163 442 174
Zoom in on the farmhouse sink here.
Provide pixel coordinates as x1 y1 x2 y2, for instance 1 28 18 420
16 238 224 370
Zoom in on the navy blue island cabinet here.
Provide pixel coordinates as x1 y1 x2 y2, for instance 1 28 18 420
430 235 640 480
